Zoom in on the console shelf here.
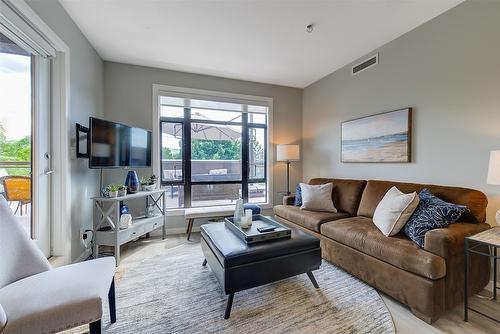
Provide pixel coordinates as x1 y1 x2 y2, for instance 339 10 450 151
92 189 167 266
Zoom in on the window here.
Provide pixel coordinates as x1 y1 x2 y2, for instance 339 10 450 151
157 88 270 208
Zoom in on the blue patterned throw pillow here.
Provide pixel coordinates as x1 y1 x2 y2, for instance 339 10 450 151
403 189 469 247
294 184 302 206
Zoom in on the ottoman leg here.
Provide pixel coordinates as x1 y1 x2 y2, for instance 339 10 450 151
202 258 207 266
224 293 235 319
307 271 319 288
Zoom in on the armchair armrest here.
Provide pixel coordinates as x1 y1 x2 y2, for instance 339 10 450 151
424 222 490 259
283 195 296 206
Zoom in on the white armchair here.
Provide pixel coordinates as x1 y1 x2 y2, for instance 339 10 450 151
0 196 116 334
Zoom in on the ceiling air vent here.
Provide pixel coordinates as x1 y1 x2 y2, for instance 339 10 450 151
352 53 378 76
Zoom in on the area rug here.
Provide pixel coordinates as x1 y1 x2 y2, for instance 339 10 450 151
75 243 395 333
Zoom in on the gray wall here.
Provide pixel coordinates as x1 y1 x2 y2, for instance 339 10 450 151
26 0 104 260
302 0 500 224
103 62 302 229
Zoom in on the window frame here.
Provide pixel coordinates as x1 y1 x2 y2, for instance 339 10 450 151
153 85 273 210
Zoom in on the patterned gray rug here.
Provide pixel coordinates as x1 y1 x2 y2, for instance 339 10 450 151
73 243 395 334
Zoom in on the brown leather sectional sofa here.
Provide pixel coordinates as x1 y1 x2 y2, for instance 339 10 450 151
273 178 490 323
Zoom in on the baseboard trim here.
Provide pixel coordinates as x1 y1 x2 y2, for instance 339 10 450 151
164 226 200 235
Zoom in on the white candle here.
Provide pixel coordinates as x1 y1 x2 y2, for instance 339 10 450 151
245 209 253 226
240 216 250 228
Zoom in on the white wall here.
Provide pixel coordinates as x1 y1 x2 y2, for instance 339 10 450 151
26 0 104 260
302 0 500 224
103 62 302 230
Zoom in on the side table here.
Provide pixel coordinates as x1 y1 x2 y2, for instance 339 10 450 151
464 226 500 322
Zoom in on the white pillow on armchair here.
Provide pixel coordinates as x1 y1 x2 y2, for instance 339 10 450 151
299 183 337 212
0 303 6 332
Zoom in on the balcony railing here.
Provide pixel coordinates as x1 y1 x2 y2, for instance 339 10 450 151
0 161 31 177
0 161 31 168
160 159 266 208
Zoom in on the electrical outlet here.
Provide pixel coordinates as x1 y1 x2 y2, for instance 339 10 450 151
80 229 91 249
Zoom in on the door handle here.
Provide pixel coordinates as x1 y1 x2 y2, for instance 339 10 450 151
44 169 54 175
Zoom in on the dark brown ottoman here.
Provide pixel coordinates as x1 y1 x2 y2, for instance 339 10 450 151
200 222 321 319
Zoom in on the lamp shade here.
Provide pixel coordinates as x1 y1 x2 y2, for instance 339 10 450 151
487 150 500 185
277 144 300 161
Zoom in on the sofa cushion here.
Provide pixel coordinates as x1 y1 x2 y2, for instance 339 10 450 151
320 216 446 279
300 183 337 212
403 189 469 247
373 186 419 236
309 178 367 216
294 184 302 206
0 257 115 334
273 205 350 232
357 180 487 223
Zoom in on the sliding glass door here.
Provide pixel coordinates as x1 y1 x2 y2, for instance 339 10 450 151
0 31 52 256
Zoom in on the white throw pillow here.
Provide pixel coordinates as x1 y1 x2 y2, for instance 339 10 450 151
0 303 6 332
300 183 337 212
373 186 420 236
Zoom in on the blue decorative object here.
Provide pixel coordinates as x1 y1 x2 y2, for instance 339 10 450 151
403 189 469 247
243 203 261 215
294 184 302 206
120 204 129 215
125 170 139 194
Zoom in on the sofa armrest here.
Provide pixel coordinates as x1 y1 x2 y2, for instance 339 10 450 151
424 222 490 259
283 195 296 206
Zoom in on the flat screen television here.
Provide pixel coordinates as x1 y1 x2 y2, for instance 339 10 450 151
89 117 152 168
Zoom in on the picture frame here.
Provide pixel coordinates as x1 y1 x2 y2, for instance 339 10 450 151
341 108 412 163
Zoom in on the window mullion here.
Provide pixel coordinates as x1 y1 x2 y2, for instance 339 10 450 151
242 112 249 203
184 108 192 207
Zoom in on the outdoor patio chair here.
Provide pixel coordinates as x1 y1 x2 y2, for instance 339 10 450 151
2 176 31 216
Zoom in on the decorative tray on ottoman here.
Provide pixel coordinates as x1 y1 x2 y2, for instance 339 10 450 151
224 215 291 244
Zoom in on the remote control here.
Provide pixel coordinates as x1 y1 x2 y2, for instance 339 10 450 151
257 226 276 233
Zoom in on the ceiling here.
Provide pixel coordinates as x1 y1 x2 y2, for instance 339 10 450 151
60 0 463 88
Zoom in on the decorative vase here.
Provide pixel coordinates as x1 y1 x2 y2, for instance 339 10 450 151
120 204 129 215
125 171 139 194
119 214 132 230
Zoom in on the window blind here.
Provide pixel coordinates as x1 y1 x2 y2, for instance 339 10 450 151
0 0 56 58
159 92 269 114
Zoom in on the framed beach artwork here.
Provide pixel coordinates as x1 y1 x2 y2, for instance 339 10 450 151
341 108 412 163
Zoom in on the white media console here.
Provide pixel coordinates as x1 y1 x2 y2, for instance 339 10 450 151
92 189 167 265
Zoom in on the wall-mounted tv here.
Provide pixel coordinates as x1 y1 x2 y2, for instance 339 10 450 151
89 117 152 169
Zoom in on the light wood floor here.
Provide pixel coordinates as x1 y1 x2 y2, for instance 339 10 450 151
108 232 500 334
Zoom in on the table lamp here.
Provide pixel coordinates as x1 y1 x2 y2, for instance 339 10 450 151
277 144 300 195
487 150 500 224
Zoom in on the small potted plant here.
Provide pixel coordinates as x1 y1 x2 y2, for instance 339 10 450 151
106 184 119 198
140 177 149 191
117 184 127 197
141 174 158 191
149 174 158 187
